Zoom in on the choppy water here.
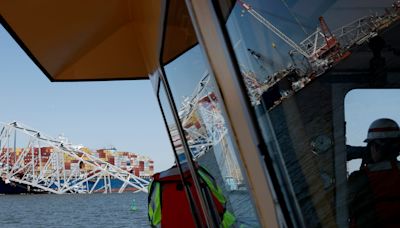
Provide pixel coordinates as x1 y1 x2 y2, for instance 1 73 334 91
0 192 150 228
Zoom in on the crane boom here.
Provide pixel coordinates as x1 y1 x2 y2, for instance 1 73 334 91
238 1 311 59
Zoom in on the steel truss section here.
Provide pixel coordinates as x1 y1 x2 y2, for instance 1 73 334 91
180 73 228 158
0 122 149 194
179 73 243 185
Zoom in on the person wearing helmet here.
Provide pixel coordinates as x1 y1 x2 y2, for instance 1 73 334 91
348 118 400 228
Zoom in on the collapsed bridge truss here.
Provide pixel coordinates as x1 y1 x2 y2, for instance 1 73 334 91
0 122 149 194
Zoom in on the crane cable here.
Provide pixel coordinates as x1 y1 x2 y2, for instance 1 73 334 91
279 0 309 35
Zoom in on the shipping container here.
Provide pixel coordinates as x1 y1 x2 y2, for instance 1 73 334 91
108 156 115 165
134 168 140 177
98 151 106 158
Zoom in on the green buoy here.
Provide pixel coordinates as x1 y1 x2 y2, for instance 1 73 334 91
130 199 137 211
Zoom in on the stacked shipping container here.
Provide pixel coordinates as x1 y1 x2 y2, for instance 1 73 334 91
1 147 154 179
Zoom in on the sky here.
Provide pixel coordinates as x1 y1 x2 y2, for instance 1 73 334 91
345 90 400 147
164 45 210 109
0 25 175 172
345 90 400 173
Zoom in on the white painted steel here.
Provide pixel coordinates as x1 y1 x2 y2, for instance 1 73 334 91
0 122 149 194
178 72 242 186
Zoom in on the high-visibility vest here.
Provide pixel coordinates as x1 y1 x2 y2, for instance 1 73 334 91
148 165 235 227
364 162 400 227
349 161 400 228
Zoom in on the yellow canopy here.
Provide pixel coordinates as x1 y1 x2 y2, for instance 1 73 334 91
0 0 195 81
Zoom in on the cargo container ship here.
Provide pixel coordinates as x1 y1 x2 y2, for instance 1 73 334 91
0 145 153 194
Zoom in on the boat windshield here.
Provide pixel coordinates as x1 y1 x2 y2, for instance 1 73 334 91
215 0 400 227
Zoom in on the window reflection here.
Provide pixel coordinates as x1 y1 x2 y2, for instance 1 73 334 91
161 0 197 64
157 82 206 226
218 0 400 227
158 84 188 163
163 44 260 226
228 0 400 107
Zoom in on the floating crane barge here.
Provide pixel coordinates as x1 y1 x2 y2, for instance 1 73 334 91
239 0 400 109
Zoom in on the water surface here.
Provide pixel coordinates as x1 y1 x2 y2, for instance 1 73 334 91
0 192 149 228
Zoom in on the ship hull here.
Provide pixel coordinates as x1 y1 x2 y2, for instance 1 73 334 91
0 179 45 194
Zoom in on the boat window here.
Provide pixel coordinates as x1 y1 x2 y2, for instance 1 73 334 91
162 42 260 227
160 1 261 224
158 82 190 166
345 89 400 175
215 0 400 227
158 81 208 224
161 0 197 64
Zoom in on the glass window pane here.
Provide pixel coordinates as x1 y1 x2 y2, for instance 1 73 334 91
218 0 400 227
158 83 189 164
161 0 197 64
157 82 206 226
163 44 261 226
345 89 400 175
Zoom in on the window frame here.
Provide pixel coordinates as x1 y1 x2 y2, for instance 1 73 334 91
155 0 220 226
184 0 291 227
